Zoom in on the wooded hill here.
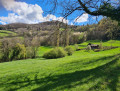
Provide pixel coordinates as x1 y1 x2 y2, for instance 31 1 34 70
0 21 78 31
0 18 120 41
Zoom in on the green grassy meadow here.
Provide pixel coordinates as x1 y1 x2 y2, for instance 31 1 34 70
0 30 17 37
0 40 120 91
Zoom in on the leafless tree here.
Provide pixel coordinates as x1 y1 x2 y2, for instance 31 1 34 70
41 0 120 23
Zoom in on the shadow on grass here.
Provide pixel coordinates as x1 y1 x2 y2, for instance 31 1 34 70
32 54 120 91
78 45 87 48
1 54 120 91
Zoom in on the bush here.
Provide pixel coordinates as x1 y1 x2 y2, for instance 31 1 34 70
1 38 14 62
12 43 26 60
43 48 67 59
99 41 103 49
26 47 33 58
1 48 13 62
86 45 91 51
74 44 80 51
26 47 38 58
65 46 74 55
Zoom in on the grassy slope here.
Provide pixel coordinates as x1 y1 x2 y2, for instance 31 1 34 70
0 40 120 91
0 30 17 37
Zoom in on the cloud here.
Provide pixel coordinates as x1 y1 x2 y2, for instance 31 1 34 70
0 0 68 24
70 22 74 25
74 13 88 23
0 21 6 25
45 15 69 23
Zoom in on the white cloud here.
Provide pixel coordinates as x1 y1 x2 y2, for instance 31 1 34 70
0 21 6 25
57 17 69 24
74 13 88 23
45 14 57 21
0 0 68 24
45 15 68 23
70 22 74 25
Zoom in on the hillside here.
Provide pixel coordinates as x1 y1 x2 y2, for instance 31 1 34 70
0 40 120 91
0 21 78 32
0 30 17 37
0 21 84 46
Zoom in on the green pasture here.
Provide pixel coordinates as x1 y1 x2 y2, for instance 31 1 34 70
0 30 17 37
0 40 120 91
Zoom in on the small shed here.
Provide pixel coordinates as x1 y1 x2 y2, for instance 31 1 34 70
88 43 99 49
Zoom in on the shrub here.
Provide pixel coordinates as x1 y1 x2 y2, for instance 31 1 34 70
43 48 66 59
65 46 74 55
99 41 103 50
74 44 80 51
86 45 91 51
26 47 33 58
12 43 26 60
26 47 38 58
1 48 13 62
1 38 14 62
57 48 67 58
25 36 40 58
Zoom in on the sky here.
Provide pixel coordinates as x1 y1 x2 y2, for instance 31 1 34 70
0 0 103 25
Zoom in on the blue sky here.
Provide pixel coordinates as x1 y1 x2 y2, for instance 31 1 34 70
0 0 103 25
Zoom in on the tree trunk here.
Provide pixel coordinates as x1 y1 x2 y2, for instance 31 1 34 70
65 29 69 46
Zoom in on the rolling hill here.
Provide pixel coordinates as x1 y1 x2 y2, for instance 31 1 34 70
0 40 120 91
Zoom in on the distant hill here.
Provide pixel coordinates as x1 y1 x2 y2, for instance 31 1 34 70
0 21 80 32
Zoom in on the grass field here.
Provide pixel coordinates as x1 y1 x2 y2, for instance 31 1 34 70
0 30 17 37
0 40 120 91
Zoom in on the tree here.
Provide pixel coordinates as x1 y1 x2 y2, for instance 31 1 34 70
85 17 120 40
43 0 120 23
0 38 23 62
56 22 60 47
31 36 40 58
77 0 120 23
98 18 120 40
65 27 70 46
